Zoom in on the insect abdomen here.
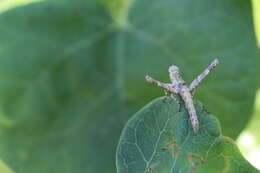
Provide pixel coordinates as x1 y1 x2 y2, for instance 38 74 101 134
180 86 199 132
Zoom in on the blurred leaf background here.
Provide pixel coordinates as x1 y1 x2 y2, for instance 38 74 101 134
0 0 259 172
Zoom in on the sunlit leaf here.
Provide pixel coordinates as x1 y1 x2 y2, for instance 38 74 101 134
0 160 14 173
252 0 260 48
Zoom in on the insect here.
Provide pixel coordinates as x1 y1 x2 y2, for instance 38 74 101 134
145 59 219 132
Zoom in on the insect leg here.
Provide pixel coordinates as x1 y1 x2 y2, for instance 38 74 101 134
145 75 178 94
189 59 219 93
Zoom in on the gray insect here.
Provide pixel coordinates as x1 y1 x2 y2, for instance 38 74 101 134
145 59 219 132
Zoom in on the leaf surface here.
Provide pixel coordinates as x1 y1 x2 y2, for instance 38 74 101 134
0 160 14 173
252 0 260 48
116 97 260 173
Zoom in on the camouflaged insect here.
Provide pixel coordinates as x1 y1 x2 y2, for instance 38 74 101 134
145 59 219 132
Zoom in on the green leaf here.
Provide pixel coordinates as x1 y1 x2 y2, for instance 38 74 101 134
0 160 14 173
0 0 40 13
116 97 260 173
252 0 260 48
0 0 258 172
101 0 131 27
237 90 260 170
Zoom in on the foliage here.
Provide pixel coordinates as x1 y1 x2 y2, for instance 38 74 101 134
252 0 260 48
0 160 14 173
116 97 260 173
0 0 258 172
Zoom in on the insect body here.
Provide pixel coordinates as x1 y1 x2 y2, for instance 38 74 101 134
145 59 219 132
168 65 199 132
